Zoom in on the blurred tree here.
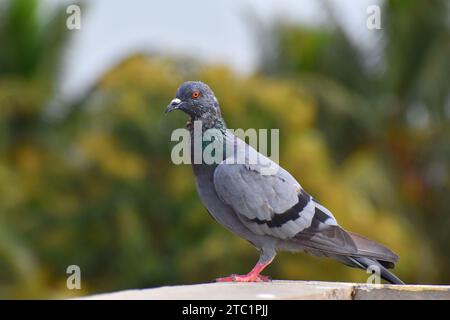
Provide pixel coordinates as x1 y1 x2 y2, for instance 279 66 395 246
258 0 450 283
0 0 73 297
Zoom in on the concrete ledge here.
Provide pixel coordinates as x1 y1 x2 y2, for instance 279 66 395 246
353 283 450 300
79 281 450 300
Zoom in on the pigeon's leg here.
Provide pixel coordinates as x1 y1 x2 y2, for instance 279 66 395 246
216 249 275 282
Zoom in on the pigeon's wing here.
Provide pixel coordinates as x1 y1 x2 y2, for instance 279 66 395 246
213 155 339 240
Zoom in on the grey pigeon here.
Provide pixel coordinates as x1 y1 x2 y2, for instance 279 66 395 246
166 81 404 284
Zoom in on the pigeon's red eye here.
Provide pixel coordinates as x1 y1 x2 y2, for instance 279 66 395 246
192 91 201 99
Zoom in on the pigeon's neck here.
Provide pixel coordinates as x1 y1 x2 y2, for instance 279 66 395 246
187 115 229 167
186 115 227 134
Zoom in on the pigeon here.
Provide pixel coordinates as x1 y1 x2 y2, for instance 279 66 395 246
166 81 404 284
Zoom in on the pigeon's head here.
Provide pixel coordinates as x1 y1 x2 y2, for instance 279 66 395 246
165 81 221 120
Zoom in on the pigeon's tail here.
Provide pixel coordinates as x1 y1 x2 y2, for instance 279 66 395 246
294 224 404 284
347 231 399 267
333 231 404 284
345 256 404 285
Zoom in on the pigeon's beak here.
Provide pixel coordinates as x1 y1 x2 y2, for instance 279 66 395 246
165 98 183 114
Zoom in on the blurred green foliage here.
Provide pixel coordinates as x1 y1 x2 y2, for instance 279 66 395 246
0 0 449 298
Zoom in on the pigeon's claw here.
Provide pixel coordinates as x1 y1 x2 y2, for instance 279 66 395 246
216 274 271 282
216 260 273 282
233 274 271 282
215 275 236 282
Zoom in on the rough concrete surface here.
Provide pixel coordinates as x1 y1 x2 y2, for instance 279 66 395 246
78 281 450 300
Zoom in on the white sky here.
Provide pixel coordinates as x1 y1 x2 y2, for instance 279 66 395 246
44 0 382 100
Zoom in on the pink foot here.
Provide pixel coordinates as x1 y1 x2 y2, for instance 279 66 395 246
216 273 271 282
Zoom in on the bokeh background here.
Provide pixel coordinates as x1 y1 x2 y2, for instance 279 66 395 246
0 0 449 298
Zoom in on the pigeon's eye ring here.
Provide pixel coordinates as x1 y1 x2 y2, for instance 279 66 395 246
191 91 201 99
